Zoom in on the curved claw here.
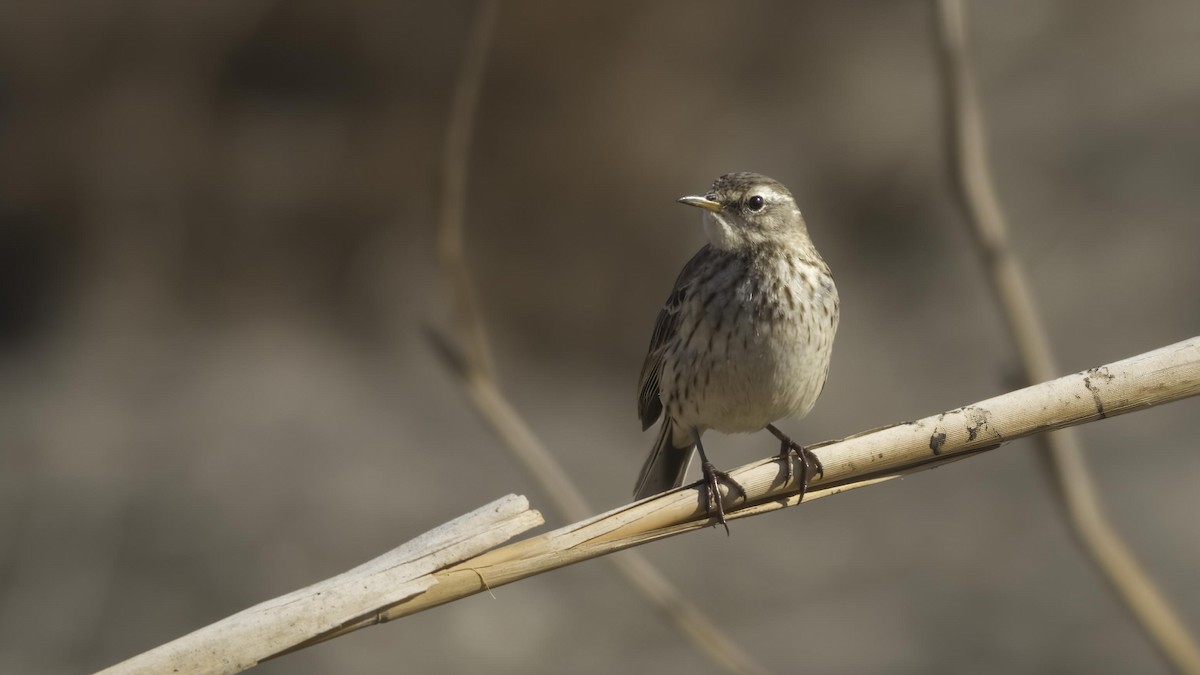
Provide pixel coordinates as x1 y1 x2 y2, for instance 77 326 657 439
778 441 824 490
699 461 746 535
768 425 824 496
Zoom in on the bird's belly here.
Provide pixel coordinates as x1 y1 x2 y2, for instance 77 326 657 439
666 313 834 434
700 329 829 433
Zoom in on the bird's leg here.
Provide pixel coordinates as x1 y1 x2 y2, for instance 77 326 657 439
766 424 824 496
691 428 746 535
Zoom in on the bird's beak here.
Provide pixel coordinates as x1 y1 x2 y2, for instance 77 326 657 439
677 195 723 212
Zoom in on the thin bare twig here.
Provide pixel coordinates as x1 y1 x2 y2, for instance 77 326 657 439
933 2 1200 672
434 3 768 674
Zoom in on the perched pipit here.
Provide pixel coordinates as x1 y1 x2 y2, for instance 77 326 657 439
635 172 839 530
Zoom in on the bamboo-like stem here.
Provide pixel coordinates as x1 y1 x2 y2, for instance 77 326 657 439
933 2 1200 673
431 3 768 674
305 337 1200 642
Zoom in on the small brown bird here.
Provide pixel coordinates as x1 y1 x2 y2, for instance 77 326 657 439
635 172 839 529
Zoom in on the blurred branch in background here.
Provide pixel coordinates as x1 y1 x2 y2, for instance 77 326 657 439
438 0 499 382
432 2 768 674
933 1 1200 673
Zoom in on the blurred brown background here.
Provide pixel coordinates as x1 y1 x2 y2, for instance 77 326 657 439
1 1 1198 673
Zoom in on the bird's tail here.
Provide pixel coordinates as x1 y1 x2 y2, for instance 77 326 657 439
633 418 695 500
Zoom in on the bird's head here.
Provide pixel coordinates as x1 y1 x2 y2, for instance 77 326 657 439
678 172 808 251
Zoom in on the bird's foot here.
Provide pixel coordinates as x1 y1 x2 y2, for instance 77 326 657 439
699 461 746 535
769 426 824 496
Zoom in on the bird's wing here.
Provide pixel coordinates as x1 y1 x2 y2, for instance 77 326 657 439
637 245 712 430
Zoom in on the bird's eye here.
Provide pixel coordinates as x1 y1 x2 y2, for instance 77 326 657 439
747 195 765 212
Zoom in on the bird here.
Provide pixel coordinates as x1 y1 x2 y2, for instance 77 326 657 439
634 172 839 531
